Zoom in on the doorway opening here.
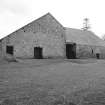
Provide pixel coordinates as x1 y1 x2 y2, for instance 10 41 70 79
96 53 100 59
34 47 43 59
6 46 14 55
66 43 76 59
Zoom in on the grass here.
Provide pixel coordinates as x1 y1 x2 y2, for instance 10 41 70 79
0 59 105 105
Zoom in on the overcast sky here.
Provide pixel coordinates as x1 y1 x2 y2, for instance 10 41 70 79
0 0 105 39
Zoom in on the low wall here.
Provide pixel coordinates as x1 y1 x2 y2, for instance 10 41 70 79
76 44 105 59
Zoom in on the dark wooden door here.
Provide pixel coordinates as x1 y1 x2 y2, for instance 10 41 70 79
34 47 43 59
66 43 76 59
6 46 13 55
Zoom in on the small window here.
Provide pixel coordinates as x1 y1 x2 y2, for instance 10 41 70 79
6 46 13 55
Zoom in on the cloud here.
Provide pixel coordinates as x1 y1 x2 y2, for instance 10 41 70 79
0 0 29 16
0 0 31 38
0 0 105 38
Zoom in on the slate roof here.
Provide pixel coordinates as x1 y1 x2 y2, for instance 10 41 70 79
65 28 105 46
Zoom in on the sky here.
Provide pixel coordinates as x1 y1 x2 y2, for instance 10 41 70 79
0 0 105 39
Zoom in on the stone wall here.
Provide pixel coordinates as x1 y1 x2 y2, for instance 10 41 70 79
1 14 66 59
0 41 2 58
76 44 105 59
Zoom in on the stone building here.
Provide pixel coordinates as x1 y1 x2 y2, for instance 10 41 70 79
65 28 105 59
0 13 105 59
0 13 66 59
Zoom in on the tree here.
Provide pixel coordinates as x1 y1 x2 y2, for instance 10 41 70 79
82 18 91 31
